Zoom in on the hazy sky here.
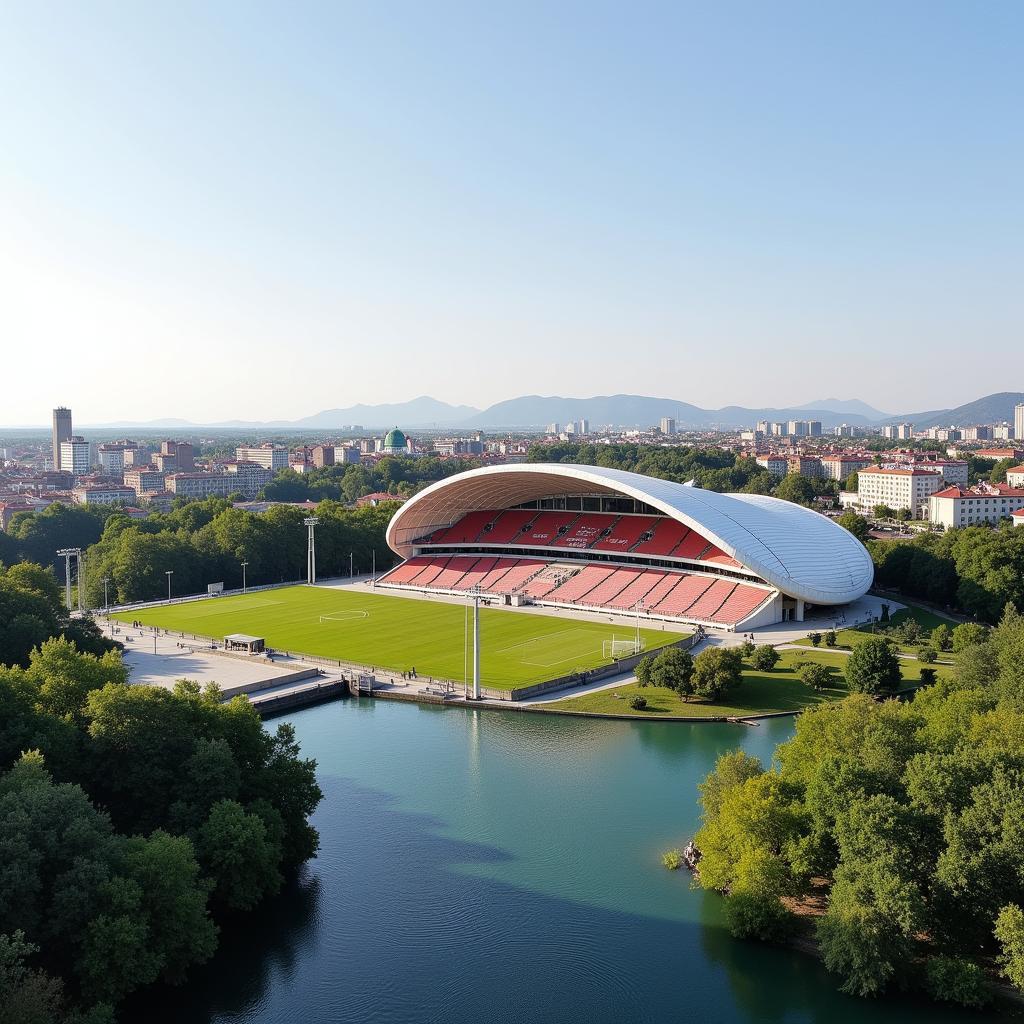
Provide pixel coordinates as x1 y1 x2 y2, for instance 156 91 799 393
1 1 1021 425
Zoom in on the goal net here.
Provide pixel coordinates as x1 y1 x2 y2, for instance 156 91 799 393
603 636 645 659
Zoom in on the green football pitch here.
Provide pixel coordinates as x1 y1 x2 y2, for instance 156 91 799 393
112 586 682 691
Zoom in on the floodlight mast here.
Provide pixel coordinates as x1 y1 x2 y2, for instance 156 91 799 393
304 517 319 584
57 548 82 612
471 584 482 699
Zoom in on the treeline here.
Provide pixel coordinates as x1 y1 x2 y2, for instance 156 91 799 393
260 455 481 504
0 567 322 1021
76 497 397 606
692 606 1024 1007
0 562 115 668
526 443 839 504
868 522 1024 623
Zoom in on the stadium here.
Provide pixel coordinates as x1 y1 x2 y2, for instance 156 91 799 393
381 463 874 630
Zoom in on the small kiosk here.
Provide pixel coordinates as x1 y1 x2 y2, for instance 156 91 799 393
223 633 266 654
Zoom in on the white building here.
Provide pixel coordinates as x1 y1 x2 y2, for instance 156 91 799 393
1015 403 1024 440
72 484 136 506
1005 466 1024 488
235 445 289 470
856 466 944 515
819 455 873 481
755 455 788 478
224 461 274 497
166 472 237 500
882 423 914 440
660 417 676 435
928 483 1024 529
59 437 91 475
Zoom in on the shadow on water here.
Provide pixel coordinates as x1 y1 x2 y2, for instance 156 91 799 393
129 773 998 1024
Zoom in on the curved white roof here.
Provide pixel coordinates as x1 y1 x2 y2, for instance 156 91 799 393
386 463 874 606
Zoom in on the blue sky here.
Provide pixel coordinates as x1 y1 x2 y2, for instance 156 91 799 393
1 1 1021 424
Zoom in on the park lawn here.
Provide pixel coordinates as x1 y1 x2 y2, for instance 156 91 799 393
793 602 958 656
541 648 953 718
112 585 679 692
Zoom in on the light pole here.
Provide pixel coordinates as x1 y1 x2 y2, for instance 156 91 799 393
635 599 644 653
470 585 482 699
349 551 354 579
166 570 174 602
241 560 248 594
102 576 111 612
304 517 319 585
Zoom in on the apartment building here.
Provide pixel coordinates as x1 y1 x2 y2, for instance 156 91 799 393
857 466 944 515
72 484 136 506
235 445 289 470
929 483 1024 529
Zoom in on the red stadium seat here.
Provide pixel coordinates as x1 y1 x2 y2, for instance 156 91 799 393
552 513 617 549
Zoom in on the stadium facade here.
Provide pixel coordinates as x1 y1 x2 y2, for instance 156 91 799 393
381 464 873 630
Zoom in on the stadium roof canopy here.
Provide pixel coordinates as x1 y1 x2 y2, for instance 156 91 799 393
385 463 874 607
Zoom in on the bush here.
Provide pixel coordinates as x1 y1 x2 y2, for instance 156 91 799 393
923 955 990 1008
951 622 988 652
919 667 937 685
844 636 902 695
628 695 648 711
662 849 683 870
740 640 756 659
931 624 952 651
750 645 780 671
916 646 937 664
808 632 822 647
798 662 833 691
824 630 837 648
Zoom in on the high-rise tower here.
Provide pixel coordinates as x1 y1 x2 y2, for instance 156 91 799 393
52 407 72 470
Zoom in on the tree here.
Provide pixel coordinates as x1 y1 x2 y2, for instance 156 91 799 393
874 504 897 520
824 630 837 648
0 930 66 1024
634 655 654 688
931 624 952 651
691 647 743 702
774 474 816 507
698 750 764 821
197 800 282 911
923 955 990 1007
808 632 822 647
916 646 937 664
844 637 902 695
995 904 1024 991
798 662 832 691
837 511 870 544
951 621 988 652
647 648 694 698
750 645 779 671
628 695 647 711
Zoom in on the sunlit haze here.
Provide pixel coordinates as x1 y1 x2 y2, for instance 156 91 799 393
2 1 1021 424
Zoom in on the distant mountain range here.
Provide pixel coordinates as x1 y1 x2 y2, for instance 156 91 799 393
43 390 1024 433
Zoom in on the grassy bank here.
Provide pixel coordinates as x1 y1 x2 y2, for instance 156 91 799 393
541 648 953 718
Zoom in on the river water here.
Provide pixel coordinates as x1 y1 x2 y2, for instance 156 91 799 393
135 697 1004 1023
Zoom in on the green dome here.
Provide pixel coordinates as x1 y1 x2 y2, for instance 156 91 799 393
383 427 407 450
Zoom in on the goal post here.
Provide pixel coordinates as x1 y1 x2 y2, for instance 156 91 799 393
603 636 645 659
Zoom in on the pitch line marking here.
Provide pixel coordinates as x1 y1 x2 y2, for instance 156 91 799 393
493 627 589 655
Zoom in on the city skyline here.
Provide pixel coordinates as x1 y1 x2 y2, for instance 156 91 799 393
2 1 1022 424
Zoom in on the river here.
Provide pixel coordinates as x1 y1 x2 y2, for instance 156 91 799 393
133 697 1007 1023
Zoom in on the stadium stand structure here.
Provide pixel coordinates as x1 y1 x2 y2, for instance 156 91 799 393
381 464 874 630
